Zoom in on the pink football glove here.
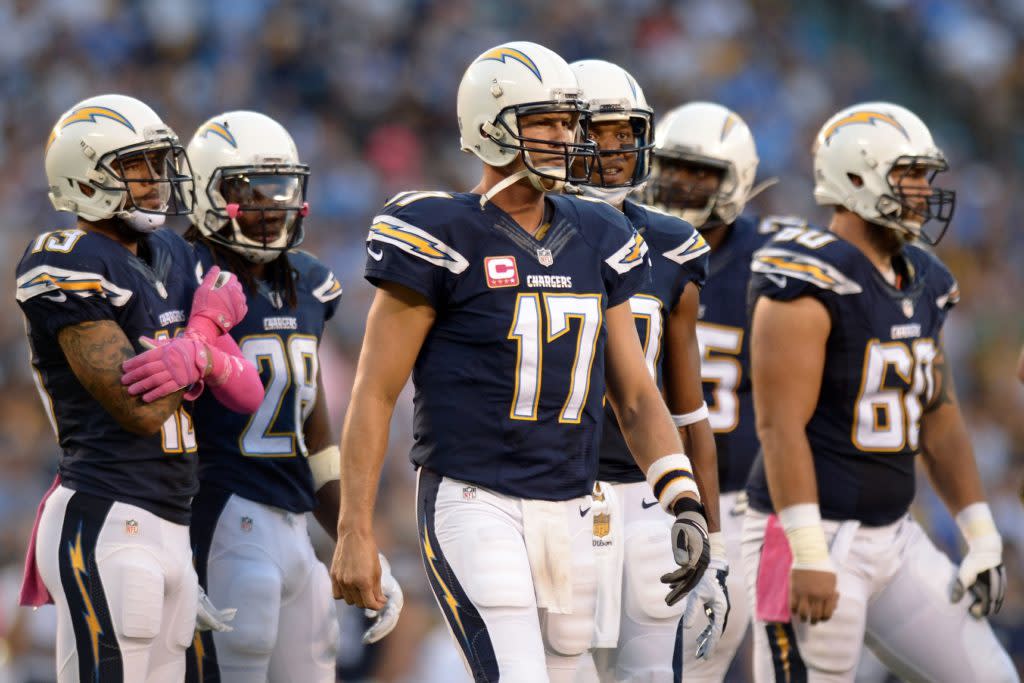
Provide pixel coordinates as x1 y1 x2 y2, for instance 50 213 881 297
187 266 247 342
122 336 210 403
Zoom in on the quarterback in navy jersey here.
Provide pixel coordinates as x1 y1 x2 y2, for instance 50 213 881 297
17 94 252 683
569 60 720 683
180 111 401 683
330 42 710 683
740 103 1015 682
642 102 805 681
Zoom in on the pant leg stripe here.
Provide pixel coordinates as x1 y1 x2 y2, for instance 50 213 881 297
417 469 499 683
185 485 233 683
764 622 807 683
672 615 684 683
57 491 123 683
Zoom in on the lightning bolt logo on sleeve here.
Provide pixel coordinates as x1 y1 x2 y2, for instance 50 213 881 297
662 232 710 265
68 525 103 676
368 215 469 274
17 265 134 306
752 247 863 295
605 232 649 274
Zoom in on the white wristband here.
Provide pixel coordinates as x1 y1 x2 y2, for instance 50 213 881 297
672 403 709 427
645 453 700 513
778 503 833 571
308 445 341 489
709 531 726 561
955 502 999 544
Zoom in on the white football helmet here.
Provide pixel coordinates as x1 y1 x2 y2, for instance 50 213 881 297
570 59 653 204
643 102 758 228
457 41 596 195
45 94 194 232
813 102 954 244
187 111 309 264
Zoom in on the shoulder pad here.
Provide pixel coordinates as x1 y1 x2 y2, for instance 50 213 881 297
757 214 810 235
904 245 959 311
289 249 343 303
16 230 133 306
383 190 457 208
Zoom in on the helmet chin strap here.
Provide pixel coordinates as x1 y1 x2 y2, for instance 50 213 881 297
121 211 165 233
580 183 632 207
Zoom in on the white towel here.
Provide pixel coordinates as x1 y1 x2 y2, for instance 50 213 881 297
522 498 575 614
591 482 625 648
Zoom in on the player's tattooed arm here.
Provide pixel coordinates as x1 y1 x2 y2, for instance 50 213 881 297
58 320 183 436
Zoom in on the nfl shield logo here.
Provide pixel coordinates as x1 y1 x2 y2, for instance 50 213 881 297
537 248 554 267
462 486 477 501
125 519 139 536
593 512 610 538
241 516 253 533
901 298 914 318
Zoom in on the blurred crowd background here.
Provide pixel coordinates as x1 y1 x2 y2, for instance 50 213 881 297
0 0 1022 680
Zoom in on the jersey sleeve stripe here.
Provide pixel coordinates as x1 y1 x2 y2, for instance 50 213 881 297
16 265 133 306
662 232 710 265
605 232 649 274
368 215 469 274
751 247 862 295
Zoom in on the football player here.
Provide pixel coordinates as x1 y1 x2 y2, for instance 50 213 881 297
642 101 793 681
329 42 710 683
741 102 1017 682
569 62 723 682
180 110 402 683
16 94 258 683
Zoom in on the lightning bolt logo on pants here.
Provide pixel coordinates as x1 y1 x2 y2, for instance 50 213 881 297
68 524 103 674
422 516 467 643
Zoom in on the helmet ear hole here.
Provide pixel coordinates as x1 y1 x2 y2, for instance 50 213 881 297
77 181 96 197
847 173 864 188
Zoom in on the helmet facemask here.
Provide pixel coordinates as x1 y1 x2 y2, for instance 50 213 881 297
93 140 195 231
644 153 731 229
875 156 955 246
572 105 653 206
203 164 310 264
484 98 598 188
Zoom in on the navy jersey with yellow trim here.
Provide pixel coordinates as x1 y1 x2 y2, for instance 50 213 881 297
191 242 341 513
597 200 709 483
365 190 650 500
698 215 805 492
744 226 959 525
16 228 201 524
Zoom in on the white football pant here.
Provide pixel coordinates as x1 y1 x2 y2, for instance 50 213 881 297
586 480 684 683
36 485 198 683
740 508 1018 683
416 469 598 683
187 492 339 682
679 490 752 682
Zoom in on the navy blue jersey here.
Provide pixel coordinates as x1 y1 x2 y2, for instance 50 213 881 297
744 226 959 525
16 228 201 524
191 242 342 513
698 215 807 492
597 200 709 483
365 190 651 500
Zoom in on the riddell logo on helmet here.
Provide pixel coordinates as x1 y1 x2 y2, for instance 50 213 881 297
484 256 519 288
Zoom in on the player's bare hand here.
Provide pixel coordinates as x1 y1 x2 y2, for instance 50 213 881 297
331 528 386 610
790 567 838 624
